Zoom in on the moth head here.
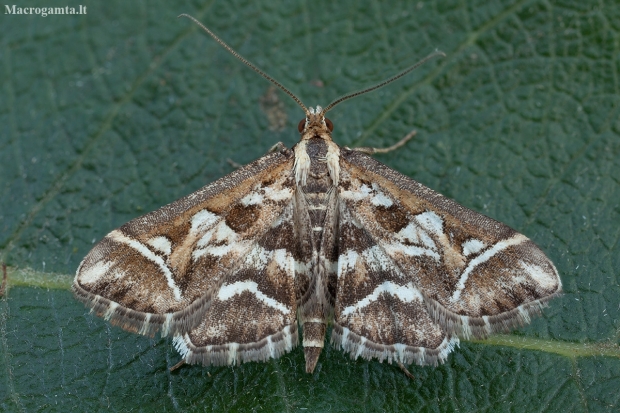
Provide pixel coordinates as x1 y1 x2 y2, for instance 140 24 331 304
298 106 334 135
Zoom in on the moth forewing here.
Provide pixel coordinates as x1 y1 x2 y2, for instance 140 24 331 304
334 151 561 351
73 150 297 338
73 15 562 376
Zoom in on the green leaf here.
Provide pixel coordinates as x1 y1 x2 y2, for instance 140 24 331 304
1 0 619 411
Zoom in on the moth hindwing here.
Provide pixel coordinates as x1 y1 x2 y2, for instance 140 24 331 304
73 16 562 376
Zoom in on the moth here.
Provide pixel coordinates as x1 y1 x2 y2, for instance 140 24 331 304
73 15 562 376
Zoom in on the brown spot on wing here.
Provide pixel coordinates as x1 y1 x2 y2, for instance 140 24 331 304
226 204 260 232
339 222 376 253
374 204 409 232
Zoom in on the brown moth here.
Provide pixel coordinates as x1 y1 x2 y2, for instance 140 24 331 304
73 15 562 376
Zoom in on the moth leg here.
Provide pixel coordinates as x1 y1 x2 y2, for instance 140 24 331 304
398 362 415 380
169 359 186 372
267 141 287 153
227 142 288 169
351 130 416 154
226 158 244 169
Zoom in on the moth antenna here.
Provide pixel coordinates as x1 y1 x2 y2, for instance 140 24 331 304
321 49 446 116
179 14 309 114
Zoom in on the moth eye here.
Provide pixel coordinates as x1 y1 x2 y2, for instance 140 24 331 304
325 118 334 132
298 119 306 133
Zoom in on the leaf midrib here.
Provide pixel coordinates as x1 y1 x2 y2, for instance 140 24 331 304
4 265 617 362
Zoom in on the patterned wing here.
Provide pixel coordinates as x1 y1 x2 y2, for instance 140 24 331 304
332 205 459 366
73 150 296 337
173 202 301 366
333 150 561 361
